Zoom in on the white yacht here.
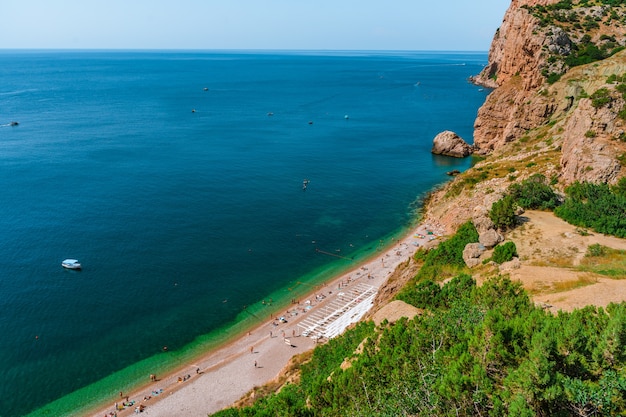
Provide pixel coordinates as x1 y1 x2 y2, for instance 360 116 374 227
62 259 82 270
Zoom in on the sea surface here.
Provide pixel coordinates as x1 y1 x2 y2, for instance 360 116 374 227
0 50 488 416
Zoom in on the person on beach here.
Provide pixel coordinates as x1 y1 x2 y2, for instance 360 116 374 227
254 360 257 368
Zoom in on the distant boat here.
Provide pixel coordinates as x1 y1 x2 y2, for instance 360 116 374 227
10 121 19 126
62 259 82 270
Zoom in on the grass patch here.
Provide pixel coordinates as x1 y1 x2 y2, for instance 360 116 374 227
528 274 598 296
578 244 626 278
551 274 598 292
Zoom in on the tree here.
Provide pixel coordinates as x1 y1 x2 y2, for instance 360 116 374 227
490 195 517 230
508 173 559 210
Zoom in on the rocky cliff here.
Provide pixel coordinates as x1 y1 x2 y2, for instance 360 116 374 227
470 0 626 186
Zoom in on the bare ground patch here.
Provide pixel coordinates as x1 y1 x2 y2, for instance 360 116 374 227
501 210 626 312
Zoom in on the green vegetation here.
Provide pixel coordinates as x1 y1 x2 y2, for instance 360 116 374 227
523 1 626 81
445 171 489 198
490 195 518 231
590 87 612 108
508 173 560 210
492 241 518 264
214 274 626 417
396 221 478 305
579 244 626 278
555 180 626 238
565 36 612 68
489 174 560 231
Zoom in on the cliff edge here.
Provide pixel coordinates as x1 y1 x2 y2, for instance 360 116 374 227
469 0 626 187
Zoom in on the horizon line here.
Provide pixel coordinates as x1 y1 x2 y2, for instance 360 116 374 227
0 47 489 54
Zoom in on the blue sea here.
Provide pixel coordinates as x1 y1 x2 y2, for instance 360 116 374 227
0 50 488 416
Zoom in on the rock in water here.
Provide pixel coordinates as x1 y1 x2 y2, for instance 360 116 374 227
431 130 473 158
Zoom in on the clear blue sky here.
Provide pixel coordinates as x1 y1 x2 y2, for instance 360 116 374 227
2 1 510 51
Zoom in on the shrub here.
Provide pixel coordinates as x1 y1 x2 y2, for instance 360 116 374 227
493 241 518 264
555 181 626 238
409 279 442 309
590 87 612 108
612 177 626 197
396 222 478 305
490 195 517 231
508 173 560 210
586 243 607 257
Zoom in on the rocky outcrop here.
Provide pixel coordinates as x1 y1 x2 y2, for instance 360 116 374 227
431 130 473 158
473 80 558 154
479 229 505 249
560 99 624 184
472 0 555 91
471 0 626 184
463 243 485 268
472 204 504 249
471 0 562 153
499 257 521 272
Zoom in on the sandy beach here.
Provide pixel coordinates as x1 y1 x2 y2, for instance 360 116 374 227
91 220 444 417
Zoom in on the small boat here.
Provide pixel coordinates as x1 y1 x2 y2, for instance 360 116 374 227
62 259 82 270
10 121 19 126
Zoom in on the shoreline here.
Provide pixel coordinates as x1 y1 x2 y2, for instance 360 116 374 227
89 217 444 417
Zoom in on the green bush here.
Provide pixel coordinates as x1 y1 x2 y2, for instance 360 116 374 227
492 241 518 264
586 243 607 257
408 279 442 309
508 173 559 210
555 181 626 238
396 222 478 305
421 221 479 269
590 87 613 108
490 195 517 231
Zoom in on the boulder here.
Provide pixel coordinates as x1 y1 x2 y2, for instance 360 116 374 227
479 229 504 249
472 205 495 234
431 130 473 158
499 257 521 272
463 243 485 268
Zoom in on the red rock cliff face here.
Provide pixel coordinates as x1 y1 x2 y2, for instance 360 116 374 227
473 0 555 91
472 0 560 153
471 0 626 184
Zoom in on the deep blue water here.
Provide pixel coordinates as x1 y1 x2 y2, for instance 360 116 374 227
0 50 488 416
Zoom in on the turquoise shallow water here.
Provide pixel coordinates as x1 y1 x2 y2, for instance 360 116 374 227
0 50 488 416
